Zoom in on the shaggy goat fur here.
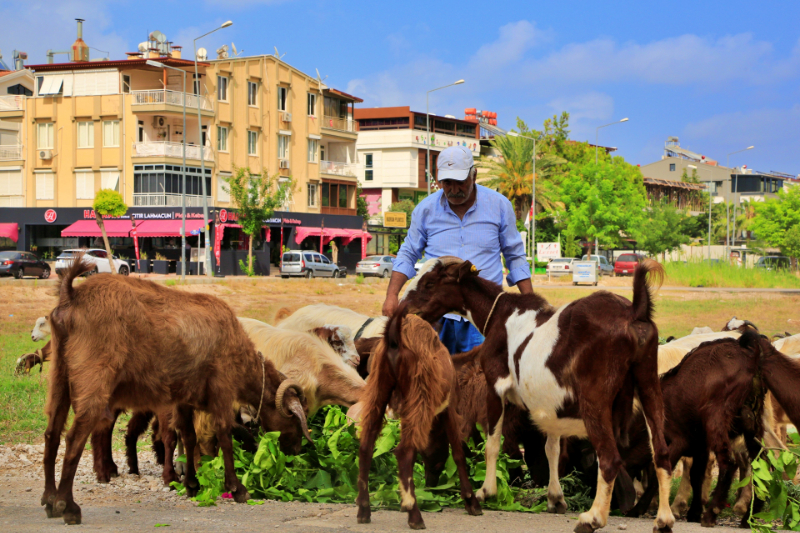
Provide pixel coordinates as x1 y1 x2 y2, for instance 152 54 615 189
276 303 388 340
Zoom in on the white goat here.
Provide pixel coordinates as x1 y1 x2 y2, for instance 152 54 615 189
309 324 360 367
275 303 388 354
31 316 51 341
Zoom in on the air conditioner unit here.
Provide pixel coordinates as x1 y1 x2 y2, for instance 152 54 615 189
279 159 290 169
39 149 53 160
152 116 166 128
281 112 292 122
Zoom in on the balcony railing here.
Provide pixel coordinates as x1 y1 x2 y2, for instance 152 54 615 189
0 145 23 161
322 115 355 132
0 95 24 112
131 90 213 112
321 206 356 216
320 160 357 177
132 141 213 162
133 193 211 207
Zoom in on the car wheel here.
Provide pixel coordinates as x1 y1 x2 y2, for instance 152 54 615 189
281 275 289 279
381 269 389 279
13 268 22 279
306 270 314 279
333 270 340 279
40 268 50 280
86 266 98 277
119 266 129 276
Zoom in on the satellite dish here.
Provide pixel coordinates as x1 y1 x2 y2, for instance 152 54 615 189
197 47 208 61
149 31 166 44
216 44 229 59
315 68 328 89
274 46 285 60
138 42 149 52
231 42 242 57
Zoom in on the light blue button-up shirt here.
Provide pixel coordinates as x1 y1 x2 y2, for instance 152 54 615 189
393 185 531 292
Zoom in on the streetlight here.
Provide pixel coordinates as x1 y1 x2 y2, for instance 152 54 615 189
426 79 465 194
593 117 629 256
194 20 233 276
508 131 537 262
726 146 754 255
146 59 188 281
688 164 715 265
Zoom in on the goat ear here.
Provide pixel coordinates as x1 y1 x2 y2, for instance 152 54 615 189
457 261 480 282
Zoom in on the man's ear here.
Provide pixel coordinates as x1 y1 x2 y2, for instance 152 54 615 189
457 261 480 282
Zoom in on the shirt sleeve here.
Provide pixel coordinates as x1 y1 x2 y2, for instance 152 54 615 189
392 204 427 279
499 197 531 286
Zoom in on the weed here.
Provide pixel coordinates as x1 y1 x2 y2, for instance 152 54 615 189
165 280 177 287
664 260 800 289
355 274 364 285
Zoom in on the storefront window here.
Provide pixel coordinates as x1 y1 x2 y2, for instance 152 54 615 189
339 184 348 208
321 183 330 207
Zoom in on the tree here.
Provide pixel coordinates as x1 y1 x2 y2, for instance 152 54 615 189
559 159 647 252
223 168 293 275
749 186 800 269
356 184 370 221
637 201 690 261
92 189 128 273
680 167 700 184
388 200 415 226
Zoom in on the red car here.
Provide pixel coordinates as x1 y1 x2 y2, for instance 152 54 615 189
614 253 644 276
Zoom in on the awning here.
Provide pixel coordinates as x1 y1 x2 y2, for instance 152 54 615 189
62 219 140 238
343 229 373 245
218 223 270 242
295 227 372 245
135 219 209 238
0 222 19 242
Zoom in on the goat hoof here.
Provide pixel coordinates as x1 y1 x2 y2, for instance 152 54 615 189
53 499 67 518
653 527 672 533
233 489 250 503
686 510 701 523
357 509 371 524
733 501 748 516
465 497 482 516
185 481 199 498
547 499 567 514
475 487 494 502
409 520 426 530
573 522 595 533
63 505 82 526
129 467 140 476
700 512 717 528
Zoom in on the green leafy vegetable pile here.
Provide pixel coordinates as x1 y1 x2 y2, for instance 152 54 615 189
172 406 592 513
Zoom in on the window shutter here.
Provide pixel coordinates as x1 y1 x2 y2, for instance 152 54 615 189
62 74 74 96
101 170 120 192
36 172 55 200
217 174 231 203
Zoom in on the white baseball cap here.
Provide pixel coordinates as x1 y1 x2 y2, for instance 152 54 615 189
437 145 474 181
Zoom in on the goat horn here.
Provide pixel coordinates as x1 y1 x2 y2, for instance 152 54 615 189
286 395 313 444
743 320 759 331
275 380 305 418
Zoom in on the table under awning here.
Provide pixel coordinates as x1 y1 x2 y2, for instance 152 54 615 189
135 219 209 238
0 223 19 242
61 220 141 238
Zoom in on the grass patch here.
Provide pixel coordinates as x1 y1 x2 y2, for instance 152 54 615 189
664 261 800 289
0 332 48 444
355 273 364 285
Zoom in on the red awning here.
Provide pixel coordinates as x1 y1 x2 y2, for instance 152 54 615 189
295 227 372 245
0 223 19 242
135 219 208 238
343 229 373 245
62 220 140 238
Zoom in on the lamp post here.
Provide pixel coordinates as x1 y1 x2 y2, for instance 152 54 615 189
194 20 232 276
425 79 464 195
508 131 536 263
688 164 717 265
146 60 187 281
593 117 629 256
726 146 754 255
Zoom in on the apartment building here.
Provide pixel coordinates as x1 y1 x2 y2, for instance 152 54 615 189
0 26 368 274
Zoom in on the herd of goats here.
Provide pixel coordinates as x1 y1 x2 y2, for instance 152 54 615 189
12 252 800 532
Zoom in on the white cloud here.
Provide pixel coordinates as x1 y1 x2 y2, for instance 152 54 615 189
547 92 615 138
468 21 547 71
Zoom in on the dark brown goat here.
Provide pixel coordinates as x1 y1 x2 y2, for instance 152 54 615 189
356 305 482 529
401 257 673 533
41 254 312 525
622 331 772 526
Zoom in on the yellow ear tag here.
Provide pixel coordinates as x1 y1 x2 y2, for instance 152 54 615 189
470 265 477 273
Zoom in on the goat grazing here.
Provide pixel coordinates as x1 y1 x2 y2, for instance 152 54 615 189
41 254 311 525
401 256 674 533
276 303 387 343
15 317 53 375
356 305 481 529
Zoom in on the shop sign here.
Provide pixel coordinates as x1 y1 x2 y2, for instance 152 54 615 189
265 217 301 225
219 209 228 223
384 212 407 228
537 242 561 260
44 209 58 223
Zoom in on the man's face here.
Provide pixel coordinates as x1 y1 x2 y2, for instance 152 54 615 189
439 174 475 207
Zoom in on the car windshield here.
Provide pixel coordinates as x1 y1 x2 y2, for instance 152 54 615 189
0 251 19 260
282 253 300 262
57 252 77 259
618 254 638 262
550 258 571 263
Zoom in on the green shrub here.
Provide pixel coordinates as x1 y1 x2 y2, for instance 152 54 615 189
663 260 800 289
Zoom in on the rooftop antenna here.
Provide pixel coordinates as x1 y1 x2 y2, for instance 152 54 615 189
315 67 328 90
274 46 285 60
231 42 242 57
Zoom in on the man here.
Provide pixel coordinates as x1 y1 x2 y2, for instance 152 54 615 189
383 145 533 354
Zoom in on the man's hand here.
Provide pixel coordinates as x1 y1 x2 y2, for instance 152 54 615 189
382 271 409 316
382 293 399 317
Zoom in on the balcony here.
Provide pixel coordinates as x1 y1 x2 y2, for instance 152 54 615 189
131 90 213 114
0 145 23 161
134 193 211 207
320 160 357 178
0 95 24 112
132 141 213 162
322 115 355 133
321 206 357 216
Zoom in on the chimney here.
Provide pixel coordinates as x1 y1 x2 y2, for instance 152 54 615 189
72 19 90 62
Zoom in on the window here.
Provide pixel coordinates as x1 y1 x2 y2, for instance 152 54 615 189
217 126 228 151
277 86 287 111
103 120 119 147
75 171 95 200
339 183 348 208
137 120 144 142
77 121 94 148
248 81 258 106
308 183 318 207
358 117 410 130
278 134 289 160
133 164 211 202
307 138 319 162
193 74 201 95
122 74 131 94
669 163 676 172
0 169 24 206
35 171 55 200
37 123 54 149
247 131 258 156
217 76 228 102
321 182 329 207
303 253 314 263
217 173 231 203
365 153 373 181
101 169 120 192
307 93 316 116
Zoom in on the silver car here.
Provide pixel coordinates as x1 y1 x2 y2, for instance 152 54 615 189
546 257 575 276
356 255 394 278
280 250 345 279
56 249 130 276
581 255 614 276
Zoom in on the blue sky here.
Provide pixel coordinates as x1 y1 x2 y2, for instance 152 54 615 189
3 0 799 174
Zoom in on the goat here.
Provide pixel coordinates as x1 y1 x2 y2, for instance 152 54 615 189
722 317 759 332
41 254 311 525
356 305 481 529
400 256 674 533
767 335 800 444
275 303 387 346
32 315 51 341
310 324 360 367
690 326 714 335
15 341 51 375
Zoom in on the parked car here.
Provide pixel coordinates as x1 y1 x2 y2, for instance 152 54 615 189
356 255 394 278
0 251 51 279
581 254 614 276
280 250 346 278
613 253 645 276
55 249 130 276
755 256 791 271
546 257 575 276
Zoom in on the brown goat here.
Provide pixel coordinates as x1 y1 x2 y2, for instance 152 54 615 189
356 305 482 529
15 341 51 375
41 254 312 525
401 257 674 533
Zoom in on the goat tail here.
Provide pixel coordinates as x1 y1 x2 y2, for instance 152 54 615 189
58 251 91 308
384 302 410 371
631 258 664 323
273 307 294 324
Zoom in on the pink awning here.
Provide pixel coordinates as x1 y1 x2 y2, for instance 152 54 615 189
294 227 369 245
62 219 140 238
343 229 373 245
135 219 209 238
0 223 19 243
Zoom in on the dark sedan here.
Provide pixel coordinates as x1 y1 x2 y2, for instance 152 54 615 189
0 251 51 279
